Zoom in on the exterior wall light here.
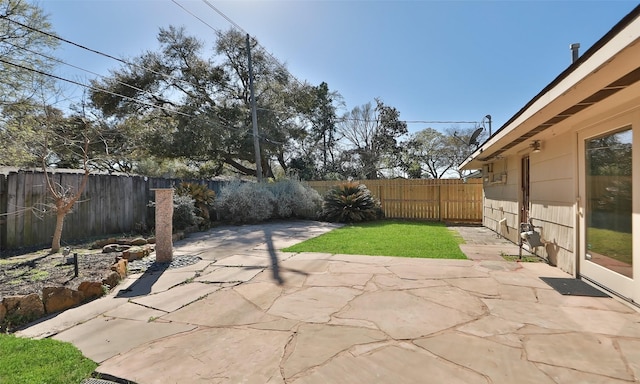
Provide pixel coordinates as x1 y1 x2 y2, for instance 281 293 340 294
530 140 542 153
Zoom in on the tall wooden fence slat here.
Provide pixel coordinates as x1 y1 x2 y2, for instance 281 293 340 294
0 170 230 253
307 179 483 222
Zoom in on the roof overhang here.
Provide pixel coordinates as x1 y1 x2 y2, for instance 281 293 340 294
460 5 640 170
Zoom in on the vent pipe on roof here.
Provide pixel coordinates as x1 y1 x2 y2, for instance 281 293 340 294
570 43 580 63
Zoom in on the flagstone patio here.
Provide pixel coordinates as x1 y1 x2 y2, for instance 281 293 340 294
17 221 640 384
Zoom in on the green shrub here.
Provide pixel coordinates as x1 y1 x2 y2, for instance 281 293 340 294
173 194 199 230
215 181 275 224
268 179 322 219
322 182 383 223
214 179 323 224
175 182 216 222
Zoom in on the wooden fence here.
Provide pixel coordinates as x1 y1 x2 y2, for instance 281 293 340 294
307 179 483 222
0 169 228 253
0 170 484 253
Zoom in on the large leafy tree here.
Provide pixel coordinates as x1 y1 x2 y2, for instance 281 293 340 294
0 0 58 105
403 126 485 179
337 99 407 179
289 81 343 180
0 0 60 166
90 27 310 178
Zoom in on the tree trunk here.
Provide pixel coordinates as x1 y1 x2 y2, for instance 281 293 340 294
51 211 66 253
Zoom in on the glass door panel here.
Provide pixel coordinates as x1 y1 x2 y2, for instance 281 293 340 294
585 128 633 278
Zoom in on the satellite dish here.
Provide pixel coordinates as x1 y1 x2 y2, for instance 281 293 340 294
469 127 483 147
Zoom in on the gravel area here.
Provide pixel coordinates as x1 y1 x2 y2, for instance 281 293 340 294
128 254 203 273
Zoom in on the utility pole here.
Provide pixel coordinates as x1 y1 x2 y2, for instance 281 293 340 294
247 33 263 182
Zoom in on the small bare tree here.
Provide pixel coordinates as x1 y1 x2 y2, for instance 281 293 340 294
37 105 94 253
42 133 90 253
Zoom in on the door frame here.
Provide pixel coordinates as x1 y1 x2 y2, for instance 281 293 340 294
521 155 530 225
577 112 639 303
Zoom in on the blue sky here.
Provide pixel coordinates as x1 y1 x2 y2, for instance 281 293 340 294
39 0 638 135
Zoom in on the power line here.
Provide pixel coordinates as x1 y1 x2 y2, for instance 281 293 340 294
200 0 245 35
2 16 188 88
404 120 479 124
1 40 165 105
0 57 192 117
182 3 491 129
195 0 308 89
170 0 222 37
1 15 290 141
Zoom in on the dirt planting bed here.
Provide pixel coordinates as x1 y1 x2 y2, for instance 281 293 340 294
0 248 117 302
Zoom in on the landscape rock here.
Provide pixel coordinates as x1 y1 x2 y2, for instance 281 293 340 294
8 293 45 320
111 259 128 278
102 271 121 289
130 237 148 246
93 237 118 249
103 244 131 253
2 296 21 312
78 281 106 300
0 302 6 323
42 287 84 314
123 245 152 261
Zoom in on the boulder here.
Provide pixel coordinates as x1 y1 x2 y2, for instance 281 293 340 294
2 296 21 312
7 293 45 320
102 271 121 289
0 302 6 323
111 258 128 278
103 243 131 253
92 237 118 249
42 287 84 314
122 245 151 261
130 237 148 246
78 281 105 300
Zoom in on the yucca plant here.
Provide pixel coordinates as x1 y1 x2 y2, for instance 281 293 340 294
175 182 215 221
322 182 383 223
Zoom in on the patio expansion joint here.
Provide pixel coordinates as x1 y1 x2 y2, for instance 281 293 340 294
126 300 170 314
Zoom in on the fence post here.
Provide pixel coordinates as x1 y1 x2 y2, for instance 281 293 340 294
0 174 6 251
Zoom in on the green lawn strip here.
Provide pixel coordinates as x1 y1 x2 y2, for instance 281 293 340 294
0 334 97 384
283 220 467 259
587 227 632 264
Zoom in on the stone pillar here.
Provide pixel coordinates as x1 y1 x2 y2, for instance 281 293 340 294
153 189 173 262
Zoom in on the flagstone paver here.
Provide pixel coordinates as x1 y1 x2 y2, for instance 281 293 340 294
130 281 220 312
617 339 640 379
304 272 372 287
14 221 640 384
103 302 167 321
195 265 264 283
282 323 387 378
416 332 558 384
53 316 196 363
536 364 636 384
233 280 284 310
335 289 476 339
290 343 489 384
268 286 361 322
97 327 291 384
524 332 633 380
164 288 280 327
